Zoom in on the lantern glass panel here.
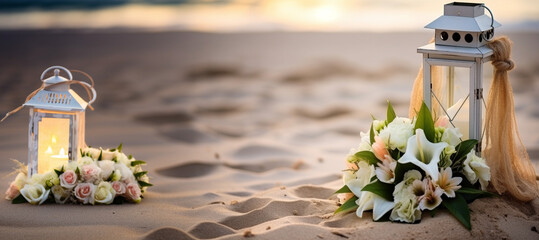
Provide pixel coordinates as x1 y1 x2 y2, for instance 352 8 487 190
29 109 85 175
429 65 478 140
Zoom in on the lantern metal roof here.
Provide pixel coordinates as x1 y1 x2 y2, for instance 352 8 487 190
425 2 500 32
24 67 89 112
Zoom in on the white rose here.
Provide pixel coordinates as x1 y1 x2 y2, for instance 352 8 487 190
20 184 50 205
43 171 60 188
111 170 122 182
30 173 46 187
378 117 414 152
114 152 130 165
393 170 422 201
98 160 115 180
78 156 95 166
114 163 135 184
462 150 490 190
441 127 463 146
51 185 71 204
94 182 116 204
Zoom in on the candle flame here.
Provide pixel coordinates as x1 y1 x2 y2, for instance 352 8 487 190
52 135 57 144
45 146 53 154
51 147 69 159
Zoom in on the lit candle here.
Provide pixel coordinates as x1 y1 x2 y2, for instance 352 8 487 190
446 97 469 140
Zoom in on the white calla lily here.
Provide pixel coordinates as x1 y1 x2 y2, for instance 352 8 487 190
398 129 448 181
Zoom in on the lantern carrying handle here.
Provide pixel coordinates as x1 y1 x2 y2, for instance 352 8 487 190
79 81 97 105
40 65 73 81
482 5 495 42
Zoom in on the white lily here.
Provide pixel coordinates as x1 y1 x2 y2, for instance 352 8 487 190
418 179 444 210
437 167 462 198
355 188 396 221
375 161 397 184
462 150 491 190
398 129 448 181
346 161 375 197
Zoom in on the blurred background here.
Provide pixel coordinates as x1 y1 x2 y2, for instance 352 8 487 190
0 0 537 163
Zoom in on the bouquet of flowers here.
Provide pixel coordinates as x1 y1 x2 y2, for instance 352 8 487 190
335 102 493 229
5 144 151 205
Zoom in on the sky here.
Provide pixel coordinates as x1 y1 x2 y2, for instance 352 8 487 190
0 0 537 32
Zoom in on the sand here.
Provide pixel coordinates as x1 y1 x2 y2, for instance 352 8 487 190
0 30 538 239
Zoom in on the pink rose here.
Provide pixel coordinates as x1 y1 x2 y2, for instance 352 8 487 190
125 182 141 203
435 116 450 128
74 183 96 204
81 164 102 183
60 170 78 189
372 136 391 162
111 181 126 195
5 182 20 201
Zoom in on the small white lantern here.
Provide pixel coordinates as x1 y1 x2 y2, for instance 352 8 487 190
418 2 500 153
24 66 96 175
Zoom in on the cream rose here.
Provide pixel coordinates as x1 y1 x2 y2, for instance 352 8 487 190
125 182 142 203
114 163 135 184
20 184 50 205
60 170 78 189
94 182 116 204
101 150 115 160
84 147 101 160
74 183 95 204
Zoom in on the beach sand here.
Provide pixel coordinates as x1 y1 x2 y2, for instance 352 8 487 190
0 30 537 239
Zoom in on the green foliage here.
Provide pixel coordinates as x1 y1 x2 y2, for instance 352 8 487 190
451 139 478 169
334 195 359 214
386 100 396 124
11 194 27 204
138 181 153 187
370 123 375 145
131 160 146 167
361 180 394 201
393 162 421 184
349 151 379 165
335 185 352 194
414 102 435 142
441 194 471 230
98 150 103 161
457 187 497 203
134 171 148 179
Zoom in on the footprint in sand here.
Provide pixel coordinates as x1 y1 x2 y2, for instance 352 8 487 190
155 159 307 179
143 227 195 240
188 222 236 239
232 144 299 161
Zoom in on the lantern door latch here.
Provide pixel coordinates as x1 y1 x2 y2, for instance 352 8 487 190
475 88 483 99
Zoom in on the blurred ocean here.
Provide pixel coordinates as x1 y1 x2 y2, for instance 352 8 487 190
0 0 537 32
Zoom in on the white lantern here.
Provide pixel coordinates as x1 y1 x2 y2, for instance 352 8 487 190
24 66 96 175
418 2 500 153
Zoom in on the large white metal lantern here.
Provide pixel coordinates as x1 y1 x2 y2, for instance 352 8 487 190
24 66 96 175
418 2 500 153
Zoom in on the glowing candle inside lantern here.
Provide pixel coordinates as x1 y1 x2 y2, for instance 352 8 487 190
446 97 469 140
37 118 70 174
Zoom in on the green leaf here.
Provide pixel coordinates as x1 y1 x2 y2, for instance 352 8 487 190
128 154 133 160
361 180 394 201
334 195 359 214
370 123 375 145
11 194 27 204
80 148 84 157
394 162 421 183
351 151 379 165
54 169 63 177
117 143 123 153
98 150 103 161
387 100 396 124
335 185 352 194
442 194 471 230
138 181 153 187
414 102 435 142
457 187 496 203
131 160 146 167
75 167 80 175
451 139 478 163
134 171 148 178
